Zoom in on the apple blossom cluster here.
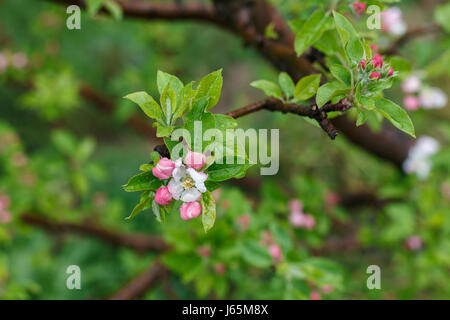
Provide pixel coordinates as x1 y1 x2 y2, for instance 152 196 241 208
402 76 448 111
381 7 407 36
402 136 440 180
0 193 12 224
0 51 28 74
288 199 316 230
153 151 208 220
357 54 395 87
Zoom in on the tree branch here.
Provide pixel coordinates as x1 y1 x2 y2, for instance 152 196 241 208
108 260 167 300
20 213 170 254
43 0 416 167
45 0 217 23
226 97 352 139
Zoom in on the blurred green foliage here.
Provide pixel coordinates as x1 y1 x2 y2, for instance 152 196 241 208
0 0 449 300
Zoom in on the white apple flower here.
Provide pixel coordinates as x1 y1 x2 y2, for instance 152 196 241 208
381 7 407 36
403 136 440 180
168 159 208 202
419 87 448 109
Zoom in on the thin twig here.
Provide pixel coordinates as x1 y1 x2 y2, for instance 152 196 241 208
20 213 170 254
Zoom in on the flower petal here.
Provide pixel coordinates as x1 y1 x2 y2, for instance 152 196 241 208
181 188 201 202
187 168 208 183
168 179 183 200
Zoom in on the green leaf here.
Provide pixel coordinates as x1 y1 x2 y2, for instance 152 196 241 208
294 9 329 56
294 74 322 101
250 80 283 100
333 11 364 62
201 191 216 232
207 161 251 181
329 64 352 86
375 98 416 138
126 191 152 220
160 84 177 125
156 70 183 96
123 171 163 192
434 3 450 33
86 0 103 17
316 81 349 107
239 239 273 268
124 91 162 121
356 110 368 127
214 114 237 131
103 0 123 20
278 72 295 99
152 199 165 223
195 69 223 110
52 130 78 156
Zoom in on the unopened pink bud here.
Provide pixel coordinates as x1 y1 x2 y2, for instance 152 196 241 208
304 214 316 230
369 71 381 80
237 214 251 230
405 235 423 251
269 244 282 262
155 186 172 205
184 150 206 170
0 210 11 224
321 284 334 294
370 44 379 54
403 95 419 111
215 263 226 276
371 55 383 68
353 2 366 14
0 194 11 211
388 67 394 77
197 245 211 258
180 201 202 220
152 157 175 180
288 199 303 212
310 291 322 300
358 59 366 70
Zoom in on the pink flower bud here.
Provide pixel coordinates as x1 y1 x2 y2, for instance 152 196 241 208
403 95 419 111
288 199 303 213
152 157 175 180
369 71 381 80
0 194 11 212
155 186 172 205
12 152 28 167
388 67 394 77
352 2 366 14
237 214 251 230
358 59 366 70
405 235 423 251
321 284 334 294
180 201 202 220
310 291 322 300
197 245 211 258
0 210 11 224
370 44 379 54
184 150 206 170
303 214 316 230
12 52 27 69
268 244 282 262
215 263 226 276
371 55 383 68
325 193 340 208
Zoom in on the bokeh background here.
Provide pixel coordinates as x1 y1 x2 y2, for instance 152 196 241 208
0 0 449 299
